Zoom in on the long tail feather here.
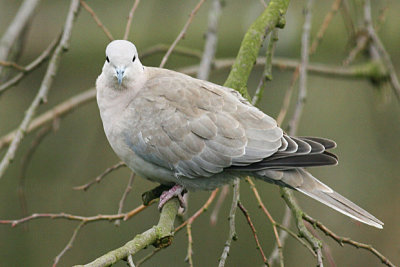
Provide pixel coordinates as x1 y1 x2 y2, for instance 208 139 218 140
260 168 384 228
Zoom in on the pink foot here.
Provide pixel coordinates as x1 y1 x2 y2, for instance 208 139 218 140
158 184 186 211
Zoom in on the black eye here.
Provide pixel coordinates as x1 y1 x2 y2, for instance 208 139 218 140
132 55 136 62
106 56 110 63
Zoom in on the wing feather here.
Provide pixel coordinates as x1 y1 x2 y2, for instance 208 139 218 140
123 68 283 179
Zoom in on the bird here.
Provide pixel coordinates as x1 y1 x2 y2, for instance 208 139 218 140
96 40 383 229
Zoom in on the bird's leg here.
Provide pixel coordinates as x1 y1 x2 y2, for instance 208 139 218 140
158 184 187 211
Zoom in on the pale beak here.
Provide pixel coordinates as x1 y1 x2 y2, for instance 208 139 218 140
115 67 125 85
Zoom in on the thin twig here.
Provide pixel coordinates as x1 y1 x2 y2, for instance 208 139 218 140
159 0 206 68
186 223 194 267
123 0 140 40
210 184 229 225
79 0 114 41
0 202 152 228
1 211 124 226
0 60 26 71
53 222 85 267
268 207 291 266
0 34 61 95
178 56 381 79
288 0 313 136
73 162 126 191
124 201 155 221
135 248 161 267
309 0 342 55
342 32 368 66
304 221 336 267
218 179 239 267
237 201 268 265
303 214 395 267
127 255 135 267
0 0 41 79
274 222 315 257
197 0 222 80
364 0 400 100
115 172 135 226
252 29 279 106
246 177 284 267
0 0 81 180
281 188 323 266
141 44 202 60
276 66 299 125
175 188 219 232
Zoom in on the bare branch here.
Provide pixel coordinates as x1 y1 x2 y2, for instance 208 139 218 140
0 60 25 71
303 214 396 267
246 177 284 267
237 201 268 265
159 0 206 68
141 43 202 60
288 0 313 136
197 0 222 80
186 223 194 267
0 0 81 180
252 29 279 106
0 34 60 95
123 0 140 40
0 0 41 79
210 184 229 225
115 173 135 226
364 0 400 100
281 188 323 267
218 178 239 267
79 0 114 41
309 0 342 55
53 222 85 267
73 162 126 191
276 66 299 125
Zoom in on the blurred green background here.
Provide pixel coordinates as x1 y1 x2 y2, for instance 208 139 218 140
0 0 399 266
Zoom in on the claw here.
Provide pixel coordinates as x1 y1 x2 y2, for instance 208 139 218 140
158 184 187 211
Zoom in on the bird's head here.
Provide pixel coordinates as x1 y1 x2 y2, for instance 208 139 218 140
103 40 144 87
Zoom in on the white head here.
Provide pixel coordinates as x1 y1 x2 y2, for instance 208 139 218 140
103 40 144 87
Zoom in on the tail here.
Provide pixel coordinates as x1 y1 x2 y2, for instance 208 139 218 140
259 168 384 229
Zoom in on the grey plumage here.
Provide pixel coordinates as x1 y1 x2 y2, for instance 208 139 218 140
96 40 383 229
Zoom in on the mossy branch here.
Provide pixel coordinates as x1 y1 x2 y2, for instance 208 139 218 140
74 199 180 267
224 0 290 98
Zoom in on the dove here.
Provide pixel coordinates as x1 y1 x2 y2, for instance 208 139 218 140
96 40 383 229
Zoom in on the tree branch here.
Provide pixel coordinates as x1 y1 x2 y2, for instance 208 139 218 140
0 0 81 180
224 0 289 98
0 0 41 80
0 34 61 95
159 0 206 68
303 214 396 267
197 0 222 80
74 198 180 267
280 188 323 266
218 179 240 267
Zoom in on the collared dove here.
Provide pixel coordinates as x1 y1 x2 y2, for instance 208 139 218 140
96 40 383 229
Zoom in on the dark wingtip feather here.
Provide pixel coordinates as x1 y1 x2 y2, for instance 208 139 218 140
301 136 337 149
